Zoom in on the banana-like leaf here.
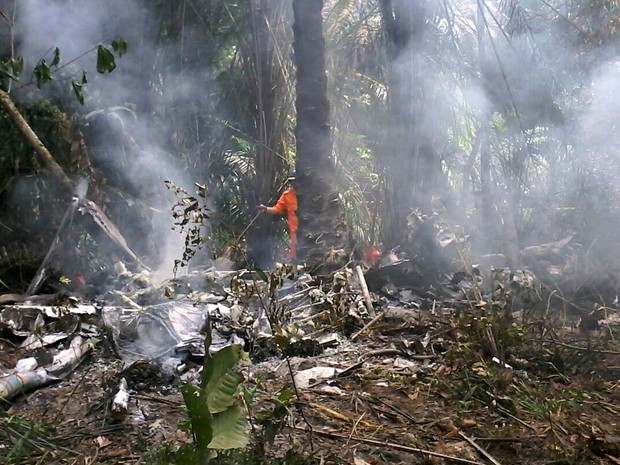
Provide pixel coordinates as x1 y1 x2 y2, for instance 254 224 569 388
181 383 213 458
208 405 249 450
202 344 245 414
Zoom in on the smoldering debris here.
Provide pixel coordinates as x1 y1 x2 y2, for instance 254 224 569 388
0 237 618 464
0 336 95 401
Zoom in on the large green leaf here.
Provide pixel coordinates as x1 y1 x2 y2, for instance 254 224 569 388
181 383 213 457
208 405 249 450
202 345 245 414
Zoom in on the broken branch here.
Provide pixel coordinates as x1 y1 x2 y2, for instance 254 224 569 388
355 265 376 317
351 310 384 340
459 432 503 465
0 89 73 191
295 427 485 465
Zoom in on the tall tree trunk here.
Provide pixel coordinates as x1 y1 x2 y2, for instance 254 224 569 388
246 0 285 268
378 0 443 270
292 0 348 274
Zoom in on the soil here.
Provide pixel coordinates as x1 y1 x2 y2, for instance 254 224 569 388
0 292 619 465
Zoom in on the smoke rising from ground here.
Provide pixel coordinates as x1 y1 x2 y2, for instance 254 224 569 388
9 0 620 279
14 0 213 279
381 0 620 266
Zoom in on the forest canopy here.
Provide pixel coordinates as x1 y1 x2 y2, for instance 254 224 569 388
0 0 619 286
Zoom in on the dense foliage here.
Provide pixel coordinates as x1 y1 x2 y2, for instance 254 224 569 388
1 0 620 284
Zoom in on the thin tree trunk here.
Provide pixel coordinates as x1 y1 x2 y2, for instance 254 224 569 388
247 0 285 268
292 0 348 273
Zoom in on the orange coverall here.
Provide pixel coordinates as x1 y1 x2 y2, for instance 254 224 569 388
265 187 298 258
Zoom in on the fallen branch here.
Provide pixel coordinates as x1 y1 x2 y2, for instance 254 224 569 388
351 311 384 341
459 432 503 465
360 348 437 361
366 395 424 425
492 403 537 432
355 265 376 317
474 436 544 442
308 402 377 428
294 427 485 465
133 394 182 407
545 340 620 355
0 89 73 191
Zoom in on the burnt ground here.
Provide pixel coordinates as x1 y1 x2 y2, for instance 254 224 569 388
0 272 619 465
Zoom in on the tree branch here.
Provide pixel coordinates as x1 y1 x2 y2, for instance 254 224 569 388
0 89 74 192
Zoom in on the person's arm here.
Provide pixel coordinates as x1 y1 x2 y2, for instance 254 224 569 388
259 192 287 215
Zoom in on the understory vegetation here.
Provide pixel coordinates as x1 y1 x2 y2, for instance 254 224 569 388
1 1 620 464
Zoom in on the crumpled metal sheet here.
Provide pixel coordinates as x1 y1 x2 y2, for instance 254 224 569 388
0 336 95 401
101 301 237 365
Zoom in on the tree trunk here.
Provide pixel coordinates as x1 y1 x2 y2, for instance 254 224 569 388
292 0 348 274
246 0 286 268
378 0 443 270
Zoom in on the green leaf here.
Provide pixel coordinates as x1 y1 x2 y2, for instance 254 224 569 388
208 405 249 450
51 47 60 67
96 45 116 73
181 383 213 456
34 60 53 88
71 80 84 105
111 38 128 56
255 269 269 282
203 345 245 414
0 56 24 80
277 388 294 403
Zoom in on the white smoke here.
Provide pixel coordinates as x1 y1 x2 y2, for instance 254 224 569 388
15 0 201 279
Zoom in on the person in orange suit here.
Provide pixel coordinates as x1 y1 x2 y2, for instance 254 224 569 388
258 170 298 259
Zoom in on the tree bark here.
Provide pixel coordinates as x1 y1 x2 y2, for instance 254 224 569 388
292 0 348 273
378 0 443 270
247 0 285 268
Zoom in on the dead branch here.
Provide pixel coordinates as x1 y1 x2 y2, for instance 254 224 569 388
351 310 384 340
459 432 503 465
0 89 73 191
355 265 376 317
295 427 486 465
545 340 620 355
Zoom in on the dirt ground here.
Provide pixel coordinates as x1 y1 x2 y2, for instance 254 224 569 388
1 289 619 465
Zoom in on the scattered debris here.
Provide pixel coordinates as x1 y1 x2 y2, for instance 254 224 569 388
0 336 95 401
0 242 619 464
111 377 129 421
